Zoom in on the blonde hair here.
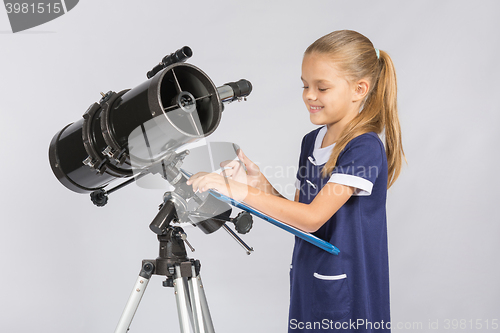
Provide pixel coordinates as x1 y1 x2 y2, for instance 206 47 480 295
305 30 405 188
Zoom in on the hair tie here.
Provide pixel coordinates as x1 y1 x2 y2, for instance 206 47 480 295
375 48 380 59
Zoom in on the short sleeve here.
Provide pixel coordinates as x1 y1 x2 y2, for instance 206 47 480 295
328 134 385 196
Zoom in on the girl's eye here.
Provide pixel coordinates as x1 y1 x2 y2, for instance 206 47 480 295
302 86 309 89
318 88 329 92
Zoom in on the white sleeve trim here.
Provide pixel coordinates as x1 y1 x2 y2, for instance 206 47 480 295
328 173 373 196
295 178 301 190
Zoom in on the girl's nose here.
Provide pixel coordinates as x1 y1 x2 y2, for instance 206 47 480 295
305 89 317 101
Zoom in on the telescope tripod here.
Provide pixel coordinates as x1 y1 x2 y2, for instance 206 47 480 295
114 225 215 333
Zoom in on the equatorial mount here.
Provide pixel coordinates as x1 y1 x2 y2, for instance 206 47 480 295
145 224 197 288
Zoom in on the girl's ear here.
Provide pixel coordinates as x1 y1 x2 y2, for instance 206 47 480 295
352 79 370 102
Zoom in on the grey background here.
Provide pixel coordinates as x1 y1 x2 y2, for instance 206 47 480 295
1 0 499 332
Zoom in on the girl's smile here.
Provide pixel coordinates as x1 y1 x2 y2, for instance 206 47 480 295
309 105 324 113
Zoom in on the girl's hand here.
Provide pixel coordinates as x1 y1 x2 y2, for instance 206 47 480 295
186 172 249 202
220 149 263 189
221 149 284 198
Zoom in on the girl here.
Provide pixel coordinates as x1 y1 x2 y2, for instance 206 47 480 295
187 30 404 332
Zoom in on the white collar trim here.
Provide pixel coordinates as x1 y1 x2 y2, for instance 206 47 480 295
310 126 335 166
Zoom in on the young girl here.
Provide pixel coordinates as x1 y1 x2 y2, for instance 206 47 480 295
187 30 404 332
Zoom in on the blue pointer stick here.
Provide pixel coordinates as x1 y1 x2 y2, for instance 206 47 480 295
181 169 340 255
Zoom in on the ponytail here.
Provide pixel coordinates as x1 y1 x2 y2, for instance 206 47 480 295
377 50 405 188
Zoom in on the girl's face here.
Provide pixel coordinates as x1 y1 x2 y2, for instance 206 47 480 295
301 52 360 129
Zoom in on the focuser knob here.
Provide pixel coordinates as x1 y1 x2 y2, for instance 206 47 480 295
232 211 253 234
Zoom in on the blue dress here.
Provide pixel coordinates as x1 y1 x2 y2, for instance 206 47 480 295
289 127 391 332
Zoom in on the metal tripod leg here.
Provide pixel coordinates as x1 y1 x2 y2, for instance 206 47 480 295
174 263 216 333
189 265 215 333
114 262 154 333
113 230 216 333
174 264 195 333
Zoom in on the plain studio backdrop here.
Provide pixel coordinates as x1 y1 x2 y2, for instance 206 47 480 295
1 1 499 332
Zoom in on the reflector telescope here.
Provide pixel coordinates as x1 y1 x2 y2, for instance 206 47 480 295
49 47 252 194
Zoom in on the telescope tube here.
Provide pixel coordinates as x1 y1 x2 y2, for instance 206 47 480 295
49 62 252 193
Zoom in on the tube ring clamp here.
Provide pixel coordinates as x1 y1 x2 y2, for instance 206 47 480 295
82 92 132 177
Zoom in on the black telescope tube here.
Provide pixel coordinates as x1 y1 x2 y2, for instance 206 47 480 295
48 47 253 196
49 62 224 194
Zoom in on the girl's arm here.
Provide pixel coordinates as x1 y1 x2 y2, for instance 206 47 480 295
187 174 353 233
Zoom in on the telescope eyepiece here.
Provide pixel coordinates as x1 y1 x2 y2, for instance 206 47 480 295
162 46 192 67
147 46 193 79
225 79 252 99
217 79 253 104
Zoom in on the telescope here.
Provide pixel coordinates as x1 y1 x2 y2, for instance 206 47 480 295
49 46 254 237
49 46 251 195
